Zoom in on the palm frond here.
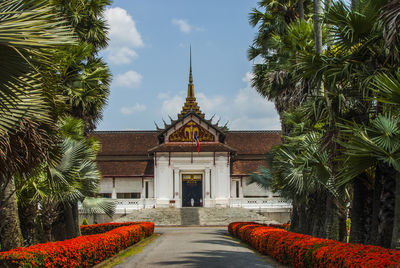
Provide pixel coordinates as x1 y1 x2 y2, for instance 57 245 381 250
80 197 115 218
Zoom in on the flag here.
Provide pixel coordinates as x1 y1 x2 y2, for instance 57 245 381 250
194 133 200 154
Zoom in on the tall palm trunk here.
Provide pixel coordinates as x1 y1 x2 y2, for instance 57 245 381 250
52 202 81 241
298 202 310 234
392 173 400 249
351 0 359 10
377 165 396 248
324 193 339 240
368 169 383 245
313 0 323 54
350 174 368 243
290 201 300 231
18 201 38 246
0 178 23 251
298 0 304 21
311 192 326 238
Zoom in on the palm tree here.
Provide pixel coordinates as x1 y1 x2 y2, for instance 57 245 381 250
51 0 112 133
53 0 111 54
0 0 75 251
53 43 111 133
17 117 115 243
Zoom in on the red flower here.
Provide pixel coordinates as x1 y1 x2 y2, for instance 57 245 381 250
0 222 154 267
228 222 400 268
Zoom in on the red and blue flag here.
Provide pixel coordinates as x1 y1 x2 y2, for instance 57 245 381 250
194 133 200 154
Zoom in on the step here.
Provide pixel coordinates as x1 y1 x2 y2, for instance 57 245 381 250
115 207 282 226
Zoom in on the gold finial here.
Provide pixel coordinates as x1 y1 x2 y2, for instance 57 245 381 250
189 45 193 83
188 45 194 97
178 46 204 119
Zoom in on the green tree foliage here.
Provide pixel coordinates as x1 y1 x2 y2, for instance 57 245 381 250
248 0 400 248
0 0 112 250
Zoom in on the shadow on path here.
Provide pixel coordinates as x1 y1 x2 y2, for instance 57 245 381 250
153 250 269 268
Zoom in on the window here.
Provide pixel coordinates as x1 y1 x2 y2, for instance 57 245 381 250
236 181 240 198
98 193 111 198
145 181 149 198
117 192 140 199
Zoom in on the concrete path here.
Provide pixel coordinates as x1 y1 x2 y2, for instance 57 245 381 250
114 227 280 268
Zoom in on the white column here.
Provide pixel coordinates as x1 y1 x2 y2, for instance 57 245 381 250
205 168 210 200
111 177 117 199
174 169 180 201
141 177 145 199
240 177 244 198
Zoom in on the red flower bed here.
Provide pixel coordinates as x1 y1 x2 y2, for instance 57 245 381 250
228 222 400 267
80 221 154 236
0 222 154 267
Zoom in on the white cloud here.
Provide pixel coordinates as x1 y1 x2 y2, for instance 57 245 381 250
114 70 142 88
158 72 281 130
172 19 191 33
108 47 138 65
120 103 147 115
104 7 143 65
160 94 185 116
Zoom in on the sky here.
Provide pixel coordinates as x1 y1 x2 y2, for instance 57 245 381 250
97 0 281 131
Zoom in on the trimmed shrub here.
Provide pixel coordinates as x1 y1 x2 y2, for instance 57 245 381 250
0 222 154 267
228 222 400 267
81 218 89 225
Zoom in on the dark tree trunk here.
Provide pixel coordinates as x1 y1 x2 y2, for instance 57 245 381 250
351 0 359 10
0 178 23 251
298 202 310 234
368 169 383 245
338 213 347 242
290 201 299 231
18 201 38 246
311 193 326 238
324 194 339 240
298 0 304 21
350 174 368 243
377 165 396 248
40 200 59 242
52 202 80 241
363 186 373 244
391 173 400 249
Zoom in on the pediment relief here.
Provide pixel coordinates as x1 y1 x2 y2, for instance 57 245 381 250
168 121 215 142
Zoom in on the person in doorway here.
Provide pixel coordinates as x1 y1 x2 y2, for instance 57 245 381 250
190 197 194 207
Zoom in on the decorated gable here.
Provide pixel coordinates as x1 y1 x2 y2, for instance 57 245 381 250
169 121 215 142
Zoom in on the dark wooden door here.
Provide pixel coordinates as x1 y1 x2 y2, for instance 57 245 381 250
182 174 203 207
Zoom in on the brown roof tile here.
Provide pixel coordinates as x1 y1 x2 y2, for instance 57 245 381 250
232 159 268 175
225 131 281 155
148 142 236 153
97 160 154 176
91 131 158 156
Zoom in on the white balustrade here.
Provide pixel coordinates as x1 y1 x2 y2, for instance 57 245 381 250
229 198 292 209
79 198 156 214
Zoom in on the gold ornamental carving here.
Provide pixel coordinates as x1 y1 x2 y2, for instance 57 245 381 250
182 174 202 184
169 121 214 142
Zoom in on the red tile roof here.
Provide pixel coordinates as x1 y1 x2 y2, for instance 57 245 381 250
225 131 281 155
91 131 158 156
232 160 268 175
92 130 281 177
97 160 154 176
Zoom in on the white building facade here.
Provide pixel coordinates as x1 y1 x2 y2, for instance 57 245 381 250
92 62 291 213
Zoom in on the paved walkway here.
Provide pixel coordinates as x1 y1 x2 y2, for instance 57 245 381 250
115 227 280 268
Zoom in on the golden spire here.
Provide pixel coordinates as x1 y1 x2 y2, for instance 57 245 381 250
178 46 205 119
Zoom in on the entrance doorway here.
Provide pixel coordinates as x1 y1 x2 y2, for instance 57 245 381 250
182 174 203 207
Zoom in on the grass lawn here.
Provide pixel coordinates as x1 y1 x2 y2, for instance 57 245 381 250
95 234 161 268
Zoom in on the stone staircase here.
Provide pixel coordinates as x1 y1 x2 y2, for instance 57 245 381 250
115 207 280 226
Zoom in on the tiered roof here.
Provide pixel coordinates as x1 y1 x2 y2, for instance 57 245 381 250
92 50 282 177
